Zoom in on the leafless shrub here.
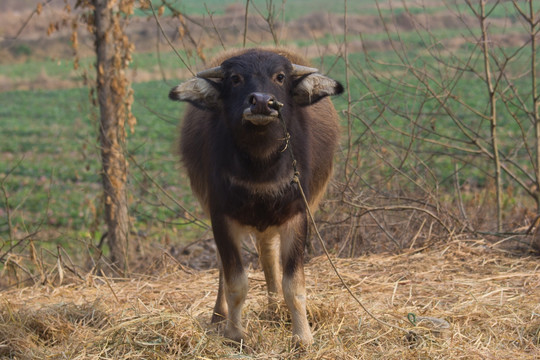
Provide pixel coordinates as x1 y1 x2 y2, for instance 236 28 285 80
318 0 540 255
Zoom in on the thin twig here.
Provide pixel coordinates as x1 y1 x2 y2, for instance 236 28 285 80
343 0 354 184
150 1 194 76
298 180 410 334
0 157 25 244
243 0 250 48
3 0 53 43
128 154 209 230
204 4 226 50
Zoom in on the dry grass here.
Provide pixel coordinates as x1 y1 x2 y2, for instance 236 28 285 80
1 239 539 359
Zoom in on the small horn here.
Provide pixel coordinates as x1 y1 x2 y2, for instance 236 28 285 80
291 64 318 76
196 66 224 79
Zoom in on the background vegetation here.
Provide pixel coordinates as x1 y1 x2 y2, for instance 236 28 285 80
0 0 539 358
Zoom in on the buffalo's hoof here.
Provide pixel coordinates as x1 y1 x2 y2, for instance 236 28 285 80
292 332 314 349
224 325 245 345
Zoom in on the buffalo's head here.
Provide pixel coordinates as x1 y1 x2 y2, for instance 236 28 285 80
169 50 343 129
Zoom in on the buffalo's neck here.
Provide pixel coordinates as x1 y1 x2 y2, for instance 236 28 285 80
232 123 287 161
222 117 307 187
231 145 293 184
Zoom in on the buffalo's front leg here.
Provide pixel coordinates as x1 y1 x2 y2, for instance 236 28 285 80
211 266 228 324
280 214 313 346
211 215 249 343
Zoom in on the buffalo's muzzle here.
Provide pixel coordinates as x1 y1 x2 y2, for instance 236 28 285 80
243 92 279 126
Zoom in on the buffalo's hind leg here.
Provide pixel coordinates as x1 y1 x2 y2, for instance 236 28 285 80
256 230 282 313
280 214 313 346
211 215 249 344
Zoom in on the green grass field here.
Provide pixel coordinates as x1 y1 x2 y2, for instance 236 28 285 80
0 81 191 232
1 0 538 255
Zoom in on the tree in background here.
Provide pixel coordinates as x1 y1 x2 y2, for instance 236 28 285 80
75 0 137 273
342 0 540 251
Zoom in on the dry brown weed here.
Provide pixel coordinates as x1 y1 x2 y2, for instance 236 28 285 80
0 239 539 359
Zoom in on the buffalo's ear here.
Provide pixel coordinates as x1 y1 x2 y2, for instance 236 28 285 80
169 78 221 110
292 73 344 106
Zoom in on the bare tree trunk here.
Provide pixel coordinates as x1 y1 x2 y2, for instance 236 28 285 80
94 0 130 273
479 0 503 232
526 0 540 250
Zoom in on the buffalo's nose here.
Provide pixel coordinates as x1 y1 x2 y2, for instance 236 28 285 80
248 92 276 115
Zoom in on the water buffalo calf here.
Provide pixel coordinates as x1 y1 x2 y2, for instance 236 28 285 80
169 47 343 346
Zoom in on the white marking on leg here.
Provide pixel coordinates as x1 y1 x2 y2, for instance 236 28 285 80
282 271 312 346
280 215 313 346
255 228 282 302
212 266 228 324
222 218 251 342
224 269 248 342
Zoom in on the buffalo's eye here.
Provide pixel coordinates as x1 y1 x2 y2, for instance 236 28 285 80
275 73 286 85
230 74 243 86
